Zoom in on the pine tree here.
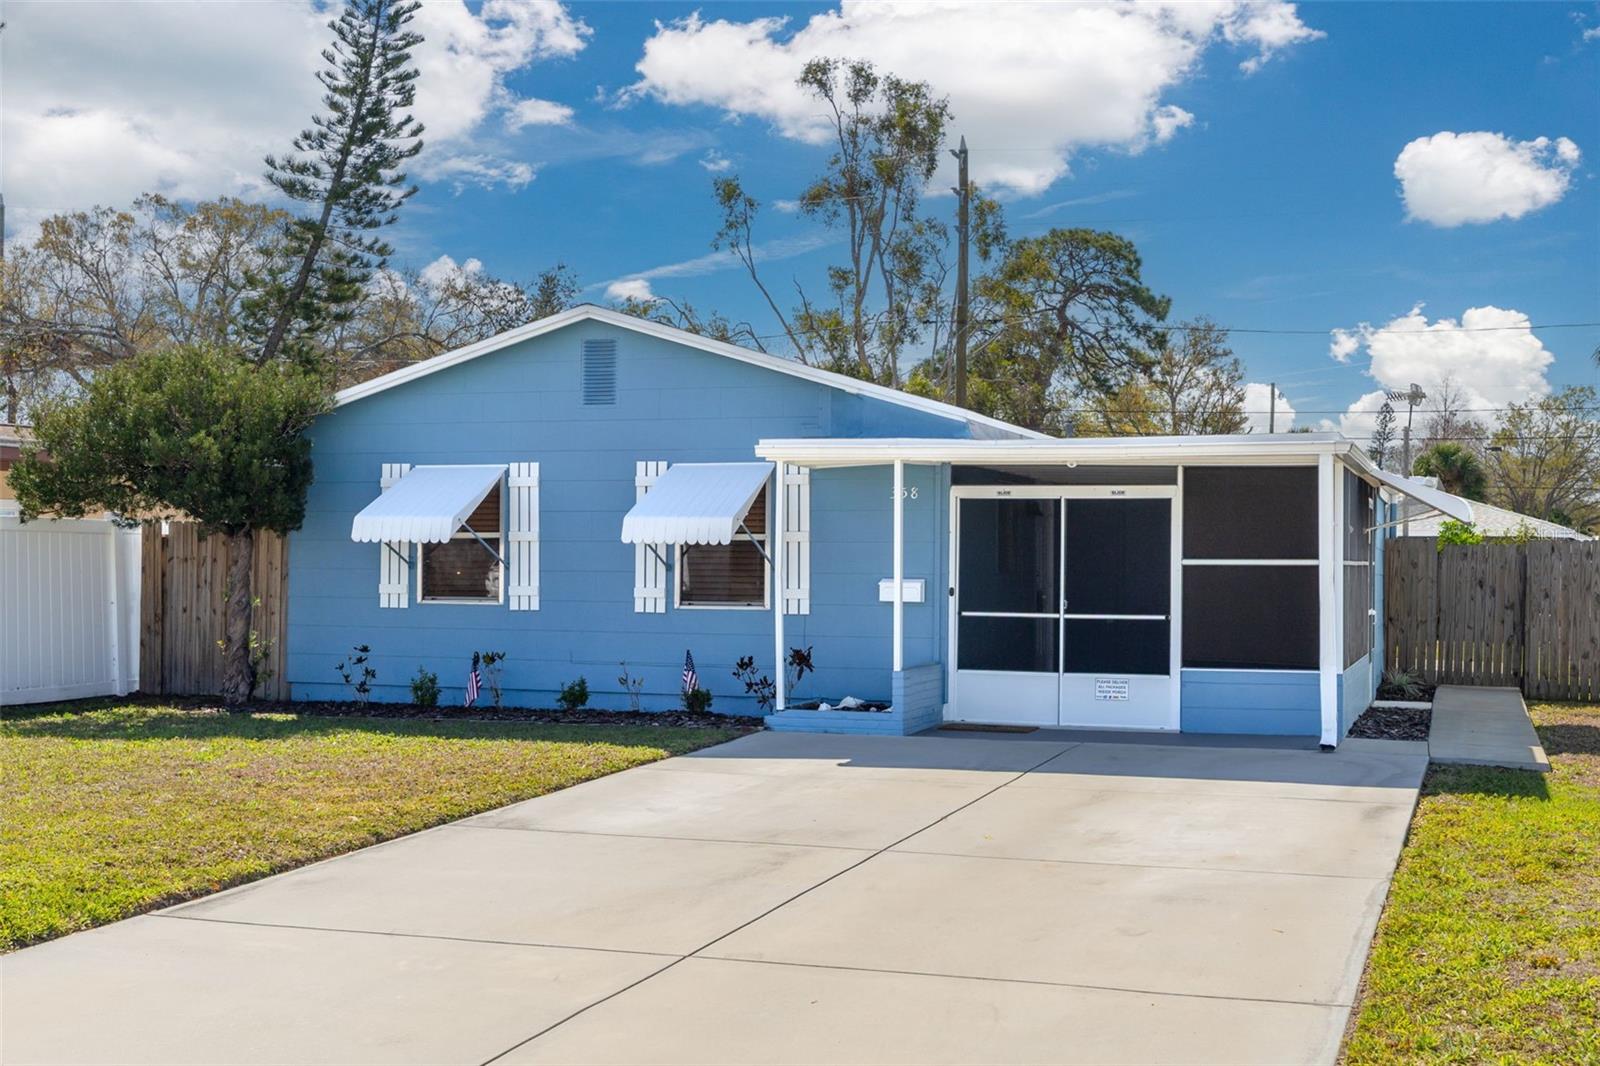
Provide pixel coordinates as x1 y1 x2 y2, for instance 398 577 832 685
1370 401 1396 471
251 0 424 369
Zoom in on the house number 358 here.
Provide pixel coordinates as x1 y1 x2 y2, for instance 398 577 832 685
894 486 919 499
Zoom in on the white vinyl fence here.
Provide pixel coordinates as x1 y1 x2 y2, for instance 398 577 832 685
1 512 141 705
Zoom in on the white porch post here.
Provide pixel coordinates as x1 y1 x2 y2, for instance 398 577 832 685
1318 452 1339 747
892 459 905 674
773 464 786 711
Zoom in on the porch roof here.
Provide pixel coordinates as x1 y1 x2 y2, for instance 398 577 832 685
752 433 1472 522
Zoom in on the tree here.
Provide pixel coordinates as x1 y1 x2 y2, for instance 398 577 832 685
1143 317 1246 435
611 293 764 350
1370 401 1396 470
1486 386 1600 533
1420 375 1486 453
249 0 425 369
10 347 330 702
1412 441 1488 500
0 196 292 420
710 59 955 385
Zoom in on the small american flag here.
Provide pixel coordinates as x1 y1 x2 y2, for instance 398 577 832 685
681 649 699 693
465 652 481 708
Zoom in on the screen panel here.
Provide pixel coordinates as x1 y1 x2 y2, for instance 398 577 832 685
1064 499 1170 616
1182 565 1319 669
958 617 1060 672
1183 467 1317 560
958 498 1060 614
1063 619 1169 675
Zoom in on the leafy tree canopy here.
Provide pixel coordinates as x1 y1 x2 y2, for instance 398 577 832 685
10 346 330 536
1412 441 1489 501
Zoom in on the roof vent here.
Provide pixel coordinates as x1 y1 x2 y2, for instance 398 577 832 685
581 339 617 405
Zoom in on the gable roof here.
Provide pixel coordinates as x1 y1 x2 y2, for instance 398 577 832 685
1396 496 1591 540
333 304 1048 440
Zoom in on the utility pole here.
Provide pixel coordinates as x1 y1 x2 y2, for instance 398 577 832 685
1386 382 1427 535
950 136 970 409
1268 382 1277 434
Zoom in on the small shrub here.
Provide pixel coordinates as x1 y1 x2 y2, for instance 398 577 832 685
682 687 713 714
1436 519 1483 550
617 662 645 713
732 656 776 713
410 667 440 707
557 676 589 711
1379 668 1430 701
478 650 506 708
334 644 376 705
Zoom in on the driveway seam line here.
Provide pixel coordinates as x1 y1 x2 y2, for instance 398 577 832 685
1003 781 1421 806
688 953 1355 1009
152 913 683 958
885 847 1395 882
477 744 1076 1066
454 823 877 852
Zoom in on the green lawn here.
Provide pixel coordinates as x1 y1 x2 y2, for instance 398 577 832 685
0 702 748 952
1345 701 1600 1065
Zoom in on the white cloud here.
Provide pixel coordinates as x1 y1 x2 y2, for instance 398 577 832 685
622 2 1322 195
1584 25 1600 42
1325 304 1555 435
1328 328 1362 363
698 149 734 173
596 234 831 296
505 98 576 131
1394 131 1581 227
2 0 587 231
1243 382 1296 433
605 278 657 303
420 254 484 291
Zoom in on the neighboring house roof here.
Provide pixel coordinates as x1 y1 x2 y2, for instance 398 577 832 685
331 304 1048 441
1396 496 1592 540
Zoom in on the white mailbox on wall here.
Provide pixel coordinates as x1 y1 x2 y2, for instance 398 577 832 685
878 578 926 603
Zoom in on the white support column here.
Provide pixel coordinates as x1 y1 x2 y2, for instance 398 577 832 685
1318 452 1340 747
892 460 905 674
773 466 786 711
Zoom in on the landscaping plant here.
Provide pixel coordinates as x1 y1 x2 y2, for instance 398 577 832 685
1378 668 1430 701
557 677 589 712
409 667 439 708
617 662 646 713
682 687 714 715
334 645 376 705
478 651 506 708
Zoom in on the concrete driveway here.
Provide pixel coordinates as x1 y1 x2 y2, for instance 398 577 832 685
1 731 1425 1065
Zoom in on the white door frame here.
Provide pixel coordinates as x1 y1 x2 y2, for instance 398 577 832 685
946 482 1181 730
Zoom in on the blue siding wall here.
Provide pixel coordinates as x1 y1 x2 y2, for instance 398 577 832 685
1180 669 1321 736
1339 655 1373 737
287 320 964 712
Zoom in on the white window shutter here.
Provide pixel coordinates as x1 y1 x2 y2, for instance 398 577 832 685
782 463 811 615
634 460 668 613
378 463 411 608
508 462 540 611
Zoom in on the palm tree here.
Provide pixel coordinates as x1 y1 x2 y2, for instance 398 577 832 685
1412 442 1488 500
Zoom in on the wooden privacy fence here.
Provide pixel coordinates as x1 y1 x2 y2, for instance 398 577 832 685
1386 538 1599 701
139 522 289 700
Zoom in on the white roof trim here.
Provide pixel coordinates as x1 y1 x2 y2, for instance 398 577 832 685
750 433 1476 523
351 464 505 544
621 462 774 546
332 305 1046 441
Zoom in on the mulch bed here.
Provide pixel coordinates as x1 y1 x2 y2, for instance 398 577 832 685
1348 704 1433 742
113 694 767 731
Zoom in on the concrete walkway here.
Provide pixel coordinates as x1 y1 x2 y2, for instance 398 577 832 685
1 732 1427 1066
1429 685 1551 772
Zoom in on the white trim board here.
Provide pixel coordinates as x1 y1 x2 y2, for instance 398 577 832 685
332 304 1044 441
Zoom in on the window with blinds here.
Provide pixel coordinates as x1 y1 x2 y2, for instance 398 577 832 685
420 484 503 603
678 485 768 608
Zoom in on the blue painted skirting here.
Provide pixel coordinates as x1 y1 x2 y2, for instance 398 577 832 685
1180 669 1321 736
766 663 942 735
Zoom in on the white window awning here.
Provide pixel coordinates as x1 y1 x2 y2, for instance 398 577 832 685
621 462 774 545
351 464 506 543
1366 466 1473 524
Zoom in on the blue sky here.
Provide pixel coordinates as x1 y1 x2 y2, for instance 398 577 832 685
6 0 1597 432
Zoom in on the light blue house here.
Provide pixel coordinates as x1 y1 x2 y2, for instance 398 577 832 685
288 306 1469 746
